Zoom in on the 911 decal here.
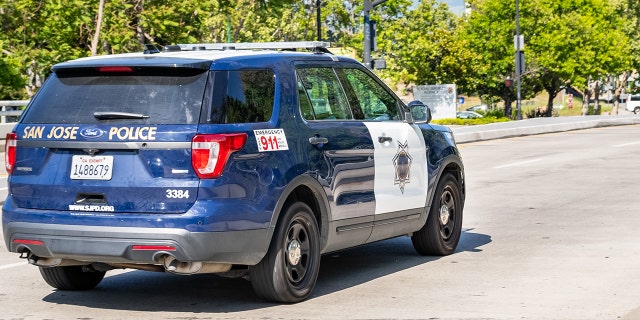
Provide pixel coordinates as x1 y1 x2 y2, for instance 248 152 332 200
254 129 289 152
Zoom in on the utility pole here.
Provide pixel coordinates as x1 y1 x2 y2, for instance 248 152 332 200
515 0 523 120
363 0 386 68
316 0 322 41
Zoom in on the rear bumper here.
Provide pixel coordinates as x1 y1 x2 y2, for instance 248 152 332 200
4 221 271 265
2 194 274 266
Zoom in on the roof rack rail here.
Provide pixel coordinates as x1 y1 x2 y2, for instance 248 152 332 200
176 41 331 53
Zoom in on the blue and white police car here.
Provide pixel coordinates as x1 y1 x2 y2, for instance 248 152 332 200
2 41 465 303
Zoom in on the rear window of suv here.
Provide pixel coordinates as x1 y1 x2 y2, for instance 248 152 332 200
208 69 275 124
23 67 208 125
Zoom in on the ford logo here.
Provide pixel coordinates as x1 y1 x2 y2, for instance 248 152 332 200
79 127 105 139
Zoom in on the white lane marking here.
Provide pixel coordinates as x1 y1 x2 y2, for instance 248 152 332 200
612 141 640 147
0 261 27 270
493 158 544 169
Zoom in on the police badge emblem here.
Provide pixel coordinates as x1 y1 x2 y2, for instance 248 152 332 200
392 140 412 193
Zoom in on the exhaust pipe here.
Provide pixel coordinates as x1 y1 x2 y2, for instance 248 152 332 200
162 255 231 275
27 254 88 267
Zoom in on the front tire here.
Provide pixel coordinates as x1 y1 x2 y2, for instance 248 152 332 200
39 265 106 290
412 173 463 256
249 201 320 303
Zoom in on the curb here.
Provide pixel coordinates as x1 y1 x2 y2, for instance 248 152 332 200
451 115 640 144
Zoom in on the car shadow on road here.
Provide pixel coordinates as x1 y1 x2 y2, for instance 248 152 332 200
41 229 491 313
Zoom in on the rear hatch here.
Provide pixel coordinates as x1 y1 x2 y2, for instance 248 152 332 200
9 59 211 213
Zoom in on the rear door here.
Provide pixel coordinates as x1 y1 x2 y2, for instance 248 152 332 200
296 65 375 251
11 64 209 214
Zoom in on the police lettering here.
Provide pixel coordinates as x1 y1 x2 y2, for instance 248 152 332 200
45 126 79 139
22 126 46 139
108 127 157 140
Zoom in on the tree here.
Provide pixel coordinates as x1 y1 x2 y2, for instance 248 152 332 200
460 0 632 117
374 0 471 93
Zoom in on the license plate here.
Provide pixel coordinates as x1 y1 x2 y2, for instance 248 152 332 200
70 155 114 180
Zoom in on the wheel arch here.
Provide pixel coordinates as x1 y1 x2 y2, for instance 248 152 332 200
268 175 331 252
427 155 465 211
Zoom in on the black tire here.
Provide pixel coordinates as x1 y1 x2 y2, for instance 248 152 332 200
412 173 463 256
249 201 320 303
634 107 640 115
39 265 105 290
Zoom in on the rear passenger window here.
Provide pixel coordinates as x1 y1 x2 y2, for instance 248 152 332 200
297 67 352 120
209 70 275 124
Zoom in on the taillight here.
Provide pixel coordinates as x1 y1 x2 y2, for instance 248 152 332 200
191 133 247 179
97 66 133 73
5 132 16 174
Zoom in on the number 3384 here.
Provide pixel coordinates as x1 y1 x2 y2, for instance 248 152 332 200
166 189 190 199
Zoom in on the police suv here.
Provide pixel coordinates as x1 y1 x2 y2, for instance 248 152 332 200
3 41 465 303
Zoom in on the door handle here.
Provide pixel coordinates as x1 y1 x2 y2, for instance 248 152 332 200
378 136 393 143
309 136 329 145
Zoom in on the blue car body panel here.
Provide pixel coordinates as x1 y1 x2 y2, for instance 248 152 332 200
2 45 465 270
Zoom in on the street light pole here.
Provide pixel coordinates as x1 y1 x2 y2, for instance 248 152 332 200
515 0 522 120
363 0 386 68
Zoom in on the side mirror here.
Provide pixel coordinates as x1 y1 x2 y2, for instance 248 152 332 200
407 100 431 124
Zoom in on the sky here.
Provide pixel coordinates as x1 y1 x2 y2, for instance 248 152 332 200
437 0 466 15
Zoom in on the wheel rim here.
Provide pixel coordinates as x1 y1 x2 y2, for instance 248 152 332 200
438 186 457 241
284 217 311 286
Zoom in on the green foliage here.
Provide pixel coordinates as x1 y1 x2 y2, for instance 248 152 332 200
375 0 470 91
0 0 637 105
0 54 25 99
459 0 633 116
432 115 511 126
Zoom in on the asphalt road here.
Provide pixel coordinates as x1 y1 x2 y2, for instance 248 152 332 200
1 124 639 319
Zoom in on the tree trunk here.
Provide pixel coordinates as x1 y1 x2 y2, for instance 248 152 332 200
90 0 105 56
613 72 627 115
582 86 590 116
545 90 555 117
593 80 601 115
135 0 145 45
504 98 513 119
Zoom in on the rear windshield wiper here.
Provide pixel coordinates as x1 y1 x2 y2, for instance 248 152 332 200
93 112 150 120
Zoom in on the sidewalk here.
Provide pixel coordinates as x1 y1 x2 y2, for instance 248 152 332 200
450 114 640 144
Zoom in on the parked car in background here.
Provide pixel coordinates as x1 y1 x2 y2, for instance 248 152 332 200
457 111 484 119
466 104 487 112
626 94 640 114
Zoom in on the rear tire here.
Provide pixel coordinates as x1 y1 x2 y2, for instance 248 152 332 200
39 265 105 290
634 107 640 115
412 173 463 256
249 201 320 303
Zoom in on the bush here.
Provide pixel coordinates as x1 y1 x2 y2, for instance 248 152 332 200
432 116 510 126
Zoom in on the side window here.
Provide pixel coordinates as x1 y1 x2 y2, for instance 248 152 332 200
298 79 315 119
296 67 352 120
340 68 399 121
211 70 275 124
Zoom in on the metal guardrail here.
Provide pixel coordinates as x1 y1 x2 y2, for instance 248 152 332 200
0 100 29 123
